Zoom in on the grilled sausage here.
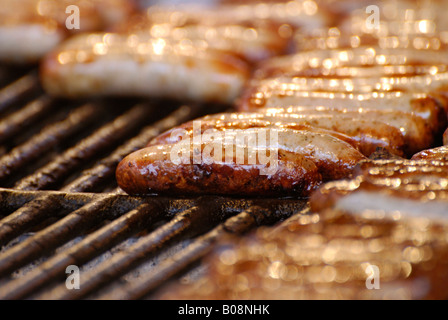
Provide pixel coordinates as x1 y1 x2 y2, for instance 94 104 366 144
330 190 448 225
149 116 361 150
336 0 448 51
162 200 448 300
119 6 291 63
250 47 448 80
241 47 448 120
116 142 323 197
261 105 438 155
412 146 448 161
0 0 135 64
186 0 329 30
0 20 64 64
310 177 448 213
117 127 366 196
353 159 448 178
41 33 250 104
239 89 446 131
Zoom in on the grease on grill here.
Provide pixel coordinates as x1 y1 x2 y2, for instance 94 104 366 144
160 208 448 300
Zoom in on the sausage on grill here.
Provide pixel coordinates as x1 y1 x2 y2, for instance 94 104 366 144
41 33 250 104
186 0 329 30
0 0 135 63
239 89 446 131
310 159 448 212
116 142 323 197
161 198 448 300
239 48 448 125
117 128 366 196
118 6 292 63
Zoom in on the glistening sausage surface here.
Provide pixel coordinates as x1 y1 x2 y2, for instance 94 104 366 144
117 128 366 196
151 111 405 157
0 0 135 64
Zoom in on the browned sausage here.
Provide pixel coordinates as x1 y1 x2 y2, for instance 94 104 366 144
310 158 448 213
149 117 361 150
117 127 366 196
116 143 322 197
41 33 250 104
310 178 448 213
118 6 292 63
353 159 448 178
412 146 448 161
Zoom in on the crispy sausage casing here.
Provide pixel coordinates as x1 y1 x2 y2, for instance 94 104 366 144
149 115 361 150
237 48 448 156
239 48 448 118
119 6 292 64
116 144 322 197
412 146 448 161
310 159 448 213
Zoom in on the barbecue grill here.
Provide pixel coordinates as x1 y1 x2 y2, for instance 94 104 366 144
0 66 308 300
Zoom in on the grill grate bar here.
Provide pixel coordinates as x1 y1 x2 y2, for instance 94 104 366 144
14 103 155 191
0 71 40 113
101 206 273 300
61 104 199 193
37 200 233 300
0 193 140 278
0 103 104 182
0 188 297 219
0 188 143 215
0 194 69 246
0 96 56 145
0 190 306 299
0 64 310 299
0 202 164 300
0 190 125 246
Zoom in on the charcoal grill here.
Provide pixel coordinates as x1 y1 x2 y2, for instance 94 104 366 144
0 65 308 300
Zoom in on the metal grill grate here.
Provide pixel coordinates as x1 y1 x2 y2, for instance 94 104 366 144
0 67 308 300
